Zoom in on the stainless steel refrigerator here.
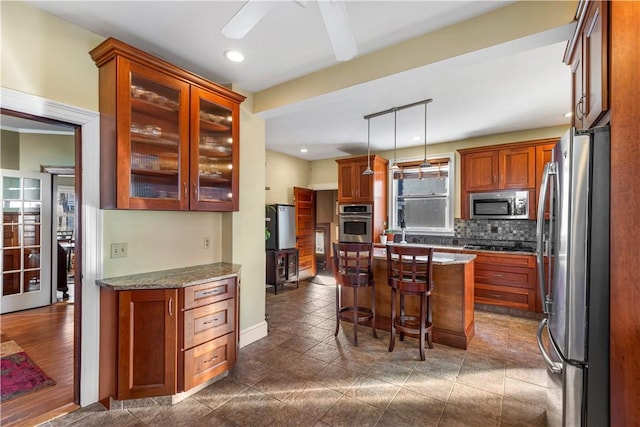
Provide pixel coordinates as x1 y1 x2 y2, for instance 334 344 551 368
536 126 610 426
266 204 296 250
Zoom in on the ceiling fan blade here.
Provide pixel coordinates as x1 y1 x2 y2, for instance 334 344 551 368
222 0 275 39
317 0 358 61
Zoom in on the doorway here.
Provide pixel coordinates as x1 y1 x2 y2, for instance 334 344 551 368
0 109 80 425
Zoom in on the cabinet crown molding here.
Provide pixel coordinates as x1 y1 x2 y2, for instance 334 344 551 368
90 37 246 104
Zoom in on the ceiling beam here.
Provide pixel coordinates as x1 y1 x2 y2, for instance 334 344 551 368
253 0 578 115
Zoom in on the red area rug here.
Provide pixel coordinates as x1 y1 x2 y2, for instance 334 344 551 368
1 340 55 402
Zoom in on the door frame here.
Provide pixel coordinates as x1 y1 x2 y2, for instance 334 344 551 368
1 87 103 406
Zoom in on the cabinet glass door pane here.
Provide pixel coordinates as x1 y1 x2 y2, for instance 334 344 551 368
197 99 233 203
130 73 182 200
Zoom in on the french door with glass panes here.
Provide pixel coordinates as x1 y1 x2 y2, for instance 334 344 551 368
1 170 52 313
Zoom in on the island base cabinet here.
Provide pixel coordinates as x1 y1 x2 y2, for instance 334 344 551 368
182 332 236 391
339 258 475 349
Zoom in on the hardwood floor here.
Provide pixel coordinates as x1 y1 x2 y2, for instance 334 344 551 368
1 303 78 426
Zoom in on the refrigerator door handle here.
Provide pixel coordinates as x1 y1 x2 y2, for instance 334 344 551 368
536 162 554 314
537 318 563 374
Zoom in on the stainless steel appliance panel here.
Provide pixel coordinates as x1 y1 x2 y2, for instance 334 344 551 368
536 127 610 427
339 204 372 243
266 204 296 250
469 190 530 219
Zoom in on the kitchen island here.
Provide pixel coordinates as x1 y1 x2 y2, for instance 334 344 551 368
340 245 476 349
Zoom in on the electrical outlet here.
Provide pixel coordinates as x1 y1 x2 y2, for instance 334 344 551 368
110 242 128 258
203 237 211 249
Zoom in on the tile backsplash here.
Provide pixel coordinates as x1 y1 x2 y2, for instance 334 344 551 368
397 219 538 249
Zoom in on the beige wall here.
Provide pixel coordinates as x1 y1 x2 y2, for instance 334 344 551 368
265 150 310 204
102 210 222 277
18 133 75 172
1 130 20 169
228 88 267 335
1 1 103 111
309 158 339 190
309 125 568 218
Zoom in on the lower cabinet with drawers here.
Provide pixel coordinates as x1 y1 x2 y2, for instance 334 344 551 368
98 271 239 407
464 251 538 312
179 278 237 391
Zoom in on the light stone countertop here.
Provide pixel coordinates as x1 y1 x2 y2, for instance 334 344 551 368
96 262 240 290
374 244 476 265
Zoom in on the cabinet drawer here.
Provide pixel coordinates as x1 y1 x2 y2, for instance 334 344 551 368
475 284 535 311
472 252 535 268
183 332 235 391
183 298 234 349
475 265 535 289
182 278 235 310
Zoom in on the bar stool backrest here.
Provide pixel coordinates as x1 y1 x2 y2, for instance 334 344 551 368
386 245 434 294
333 242 374 288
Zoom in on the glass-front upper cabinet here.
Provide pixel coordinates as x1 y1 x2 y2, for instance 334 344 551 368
91 37 245 211
118 61 190 210
190 87 240 211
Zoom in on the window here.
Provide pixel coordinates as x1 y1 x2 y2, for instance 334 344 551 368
389 154 454 235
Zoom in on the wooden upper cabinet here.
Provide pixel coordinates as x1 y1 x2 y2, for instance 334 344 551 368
499 146 535 189
337 162 358 203
566 0 609 130
336 155 387 204
90 37 245 211
463 151 499 192
189 87 240 211
459 138 558 219
535 144 555 219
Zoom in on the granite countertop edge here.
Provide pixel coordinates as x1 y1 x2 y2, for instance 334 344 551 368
96 262 241 290
373 245 476 265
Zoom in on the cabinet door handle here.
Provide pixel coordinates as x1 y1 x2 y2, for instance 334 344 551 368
203 317 220 325
203 355 219 364
193 183 198 198
168 297 173 316
489 293 503 298
576 94 586 121
183 182 188 198
199 287 224 297
492 273 504 277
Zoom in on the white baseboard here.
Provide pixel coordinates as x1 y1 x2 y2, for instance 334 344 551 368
239 320 268 348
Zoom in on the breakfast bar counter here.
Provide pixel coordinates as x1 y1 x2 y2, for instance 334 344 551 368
340 244 476 349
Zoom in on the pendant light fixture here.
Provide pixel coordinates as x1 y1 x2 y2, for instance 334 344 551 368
390 109 400 171
363 117 374 175
419 99 433 173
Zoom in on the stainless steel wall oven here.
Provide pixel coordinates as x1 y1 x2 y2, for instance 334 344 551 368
338 204 372 243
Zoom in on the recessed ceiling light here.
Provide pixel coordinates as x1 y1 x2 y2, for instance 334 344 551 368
300 148 308 153
224 50 244 63
563 112 573 118
412 136 421 141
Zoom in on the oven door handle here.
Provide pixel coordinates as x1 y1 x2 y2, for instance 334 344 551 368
340 215 371 220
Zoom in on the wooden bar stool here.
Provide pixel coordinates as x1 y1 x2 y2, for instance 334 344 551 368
386 245 435 360
333 242 377 346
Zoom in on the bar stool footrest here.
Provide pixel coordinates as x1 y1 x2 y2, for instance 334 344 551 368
338 306 374 323
393 315 433 335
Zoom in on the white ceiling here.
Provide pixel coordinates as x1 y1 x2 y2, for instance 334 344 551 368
21 0 575 161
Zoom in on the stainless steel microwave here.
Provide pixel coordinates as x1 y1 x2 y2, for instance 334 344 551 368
470 191 530 219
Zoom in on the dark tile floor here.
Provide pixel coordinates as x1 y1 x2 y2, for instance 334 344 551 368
40 279 550 426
